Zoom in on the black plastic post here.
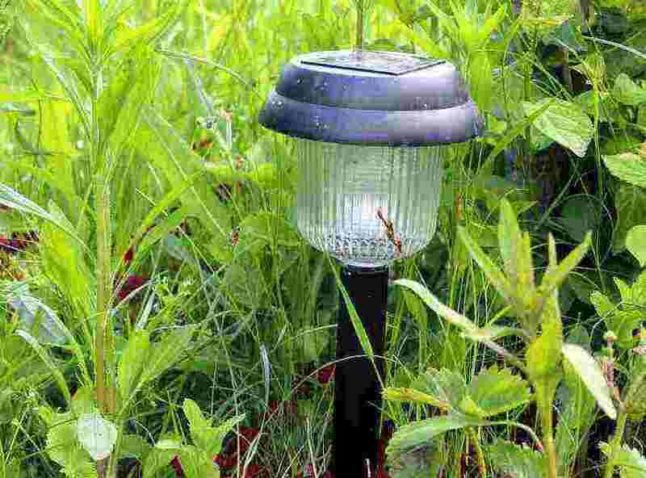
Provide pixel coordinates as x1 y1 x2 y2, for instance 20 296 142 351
333 266 388 477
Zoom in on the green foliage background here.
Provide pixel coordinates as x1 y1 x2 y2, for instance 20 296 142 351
0 0 644 477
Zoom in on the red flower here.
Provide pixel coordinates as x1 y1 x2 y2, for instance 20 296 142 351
214 452 238 470
123 247 134 265
170 455 184 477
243 463 267 478
117 274 148 301
0 231 38 254
316 364 335 385
237 426 260 454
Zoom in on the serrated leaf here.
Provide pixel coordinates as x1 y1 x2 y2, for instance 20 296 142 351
387 415 485 456
562 344 617 419
76 413 118 461
487 439 545 478
604 152 646 188
523 99 593 157
601 443 646 478
467 367 530 417
626 225 646 267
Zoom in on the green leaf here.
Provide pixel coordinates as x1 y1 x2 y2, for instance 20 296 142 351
118 330 151 402
612 73 646 106
183 399 244 457
141 327 193 384
331 260 374 360
16 330 70 405
626 225 646 267
118 434 151 460
613 185 646 252
523 99 593 157
395 279 478 334
76 413 118 461
0 184 85 246
487 439 545 478
458 226 514 303
624 354 646 421
46 414 97 478
387 415 485 457
526 300 563 407
466 367 531 418
536 233 591 312
603 152 646 188
557 196 601 243
383 387 450 409
562 344 617 419
601 444 646 478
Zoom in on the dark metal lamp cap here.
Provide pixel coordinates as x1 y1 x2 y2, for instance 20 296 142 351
259 50 482 146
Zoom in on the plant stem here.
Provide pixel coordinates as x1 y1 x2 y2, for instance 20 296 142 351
603 409 627 478
467 427 487 478
355 0 366 50
538 397 558 478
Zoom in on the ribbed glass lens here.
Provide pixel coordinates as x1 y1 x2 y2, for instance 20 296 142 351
296 139 443 268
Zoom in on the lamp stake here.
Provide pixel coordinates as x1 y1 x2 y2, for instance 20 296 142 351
333 265 388 477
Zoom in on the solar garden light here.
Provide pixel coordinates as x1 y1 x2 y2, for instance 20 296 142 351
259 50 480 476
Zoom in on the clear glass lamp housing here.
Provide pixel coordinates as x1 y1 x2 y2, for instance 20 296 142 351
296 139 443 268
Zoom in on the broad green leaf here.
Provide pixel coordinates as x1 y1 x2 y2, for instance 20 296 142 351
76 413 118 461
8 284 67 345
183 399 244 457
0 184 84 245
523 99 593 157
118 434 151 460
526 296 563 408
142 448 176 478
487 439 545 478
118 330 151 402
177 445 219 478
562 344 617 419
466 367 530 417
612 73 646 106
387 415 485 457
413 369 467 411
498 199 522 287
613 185 646 252
601 443 646 478
16 330 70 405
142 327 194 384
626 225 646 267
603 152 646 188
556 356 597 474
557 196 601 243
46 413 97 478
